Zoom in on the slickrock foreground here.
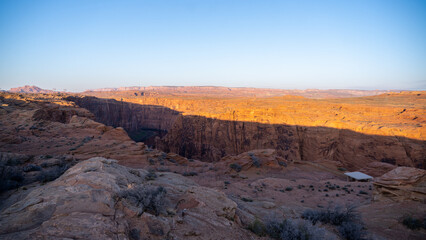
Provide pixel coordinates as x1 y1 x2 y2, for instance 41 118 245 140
0 157 255 239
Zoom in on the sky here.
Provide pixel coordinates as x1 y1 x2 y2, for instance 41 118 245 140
0 0 425 92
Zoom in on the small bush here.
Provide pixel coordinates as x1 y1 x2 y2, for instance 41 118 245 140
145 170 157 181
338 167 347 172
120 186 167 216
338 222 365 240
302 206 367 240
248 218 267 236
359 190 368 195
302 206 357 226
182 171 198 176
278 161 287 167
402 216 424 230
285 187 293 191
129 228 141 240
230 163 242 172
156 167 170 172
241 197 253 202
265 218 325 240
249 153 261 168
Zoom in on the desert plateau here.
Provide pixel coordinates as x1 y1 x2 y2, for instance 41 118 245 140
0 86 424 240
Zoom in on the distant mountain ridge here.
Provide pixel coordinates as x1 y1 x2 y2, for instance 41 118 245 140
84 86 395 98
9 85 55 93
9 85 397 98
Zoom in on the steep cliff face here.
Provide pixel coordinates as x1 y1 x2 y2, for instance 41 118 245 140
67 96 180 143
157 116 300 162
68 95 425 170
158 115 424 169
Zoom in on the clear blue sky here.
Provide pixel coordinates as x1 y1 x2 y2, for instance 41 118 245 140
0 0 425 91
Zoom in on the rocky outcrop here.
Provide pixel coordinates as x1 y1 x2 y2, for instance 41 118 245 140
373 167 426 202
0 157 256 239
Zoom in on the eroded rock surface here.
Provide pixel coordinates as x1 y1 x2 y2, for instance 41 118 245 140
0 157 257 240
373 167 426 202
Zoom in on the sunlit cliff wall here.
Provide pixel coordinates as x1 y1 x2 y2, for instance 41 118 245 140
68 94 425 169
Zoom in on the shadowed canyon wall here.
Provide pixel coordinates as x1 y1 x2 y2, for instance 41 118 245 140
68 96 425 170
67 96 179 143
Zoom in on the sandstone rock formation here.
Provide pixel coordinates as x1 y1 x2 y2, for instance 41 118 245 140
0 157 256 240
373 167 426 202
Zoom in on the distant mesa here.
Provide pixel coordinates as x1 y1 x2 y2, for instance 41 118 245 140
9 85 55 94
84 86 395 99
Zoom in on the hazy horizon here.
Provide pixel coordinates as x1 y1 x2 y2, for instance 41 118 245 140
1 0 425 91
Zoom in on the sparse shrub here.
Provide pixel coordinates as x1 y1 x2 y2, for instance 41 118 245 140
230 163 242 172
338 167 347 172
302 206 357 226
145 169 157 181
182 171 198 176
156 167 170 172
148 158 155 165
359 190 368 195
402 216 424 230
248 218 267 236
224 181 230 185
249 153 261 168
381 158 396 165
278 161 287 167
129 228 141 240
119 186 167 216
265 218 325 240
302 206 367 240
129 169 141 177
285 187 293 191
338 222 365 240
241 197 253 202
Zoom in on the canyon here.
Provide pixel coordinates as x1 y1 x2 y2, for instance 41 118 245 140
0 88 425 240
71 90 425 170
